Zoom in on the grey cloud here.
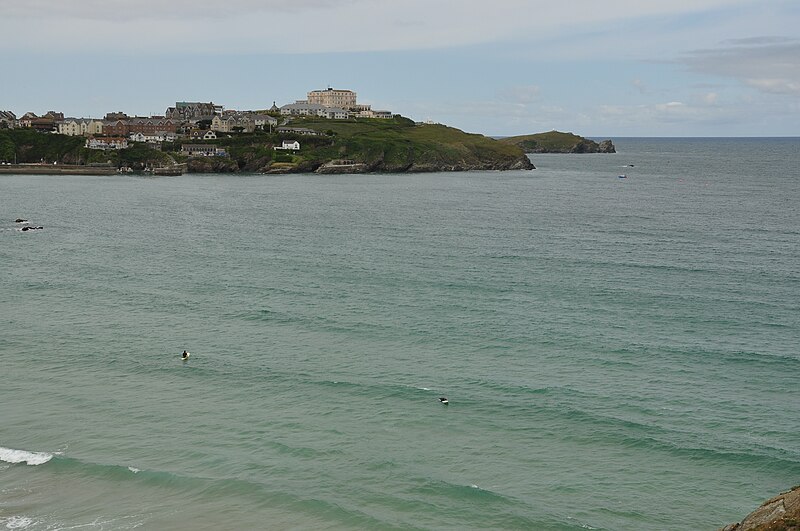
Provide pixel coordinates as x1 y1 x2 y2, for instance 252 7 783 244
679 38 800 96
3 0 350 21
500 85 541 104
721 36 794 46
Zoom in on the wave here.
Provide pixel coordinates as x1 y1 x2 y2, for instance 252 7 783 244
0 446 53 466
615 433 800 470
0 451 422 529
550 406 800 471
311 377 448 400
410 477 514 504
0 516 36 529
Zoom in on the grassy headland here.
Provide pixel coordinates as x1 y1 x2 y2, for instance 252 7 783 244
269 116 533 172
499 131 615 153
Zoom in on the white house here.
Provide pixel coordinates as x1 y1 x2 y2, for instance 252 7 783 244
280 102 323 116
85 137 128 150
357 109 393 119
274 140 300 151
323 107 350 120
129 131 177 142
190 130 217 140
276 127 323 136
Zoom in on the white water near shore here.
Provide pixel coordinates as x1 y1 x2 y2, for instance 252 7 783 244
0 447 53 466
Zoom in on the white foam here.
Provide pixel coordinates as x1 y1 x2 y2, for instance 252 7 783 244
0 446 53 466
128 466 140 473
3 516 35 529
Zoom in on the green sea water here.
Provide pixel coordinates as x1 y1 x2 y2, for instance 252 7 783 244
1 138 799 530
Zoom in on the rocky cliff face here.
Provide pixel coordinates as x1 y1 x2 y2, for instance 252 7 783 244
186 157 240 173
720 486 800 531
363 154 534 173
229 149 534 174
598 140 616 153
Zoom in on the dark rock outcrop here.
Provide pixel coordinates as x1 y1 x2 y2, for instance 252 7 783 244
598 140 616 153
264 154 534 174
720 486 800 531
186 157 240 173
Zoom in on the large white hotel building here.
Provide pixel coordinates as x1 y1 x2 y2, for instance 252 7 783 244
307 88 357 109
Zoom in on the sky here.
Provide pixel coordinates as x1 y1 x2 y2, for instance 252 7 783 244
1 0 799 136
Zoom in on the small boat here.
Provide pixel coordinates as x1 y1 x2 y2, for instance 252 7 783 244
618 174 627 179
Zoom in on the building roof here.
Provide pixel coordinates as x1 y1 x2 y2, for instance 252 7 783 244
280 102 328 111
310 88 354 93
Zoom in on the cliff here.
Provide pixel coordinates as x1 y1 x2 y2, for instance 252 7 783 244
720 486 800 531
498 131 615 153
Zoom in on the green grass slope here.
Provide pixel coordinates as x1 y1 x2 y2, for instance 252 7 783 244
499 131 614 153
280 116 533 171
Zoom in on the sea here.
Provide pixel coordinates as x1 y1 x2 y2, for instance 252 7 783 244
1 137 798 530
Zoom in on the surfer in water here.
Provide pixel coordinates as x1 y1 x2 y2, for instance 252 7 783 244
181 350 190 360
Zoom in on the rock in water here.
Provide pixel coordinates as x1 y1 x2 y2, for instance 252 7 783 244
598 140 616 153
719 485 800 531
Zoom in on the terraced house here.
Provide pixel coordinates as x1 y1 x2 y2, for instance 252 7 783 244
58 118 104 136
165 101 222 121
211 113 277 133
279 102 350 119
103 117 179 137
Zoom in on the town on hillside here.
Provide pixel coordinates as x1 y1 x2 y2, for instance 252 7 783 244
0 88 393 153
0 89 534 175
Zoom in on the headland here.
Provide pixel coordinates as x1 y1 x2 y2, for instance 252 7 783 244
499 130 616 153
